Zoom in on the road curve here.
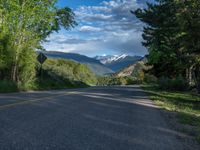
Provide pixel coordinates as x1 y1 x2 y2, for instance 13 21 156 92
0 86 189 150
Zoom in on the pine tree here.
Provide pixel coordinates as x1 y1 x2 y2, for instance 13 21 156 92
133 0 200 91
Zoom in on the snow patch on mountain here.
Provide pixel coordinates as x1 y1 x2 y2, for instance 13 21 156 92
95 54 129 64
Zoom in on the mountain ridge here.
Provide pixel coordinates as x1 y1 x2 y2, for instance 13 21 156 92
95 54 142 72
114 57 148 77
40 51 114 76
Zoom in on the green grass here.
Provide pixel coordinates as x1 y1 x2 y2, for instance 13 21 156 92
142 84 200 142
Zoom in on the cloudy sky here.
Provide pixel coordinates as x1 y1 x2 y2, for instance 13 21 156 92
43 0 154 57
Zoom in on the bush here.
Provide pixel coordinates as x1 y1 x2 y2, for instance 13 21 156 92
0 80 18 93
158 75 188 91
125 76 140 85
97 76 141 86
97 77 122 86
144 74 157 83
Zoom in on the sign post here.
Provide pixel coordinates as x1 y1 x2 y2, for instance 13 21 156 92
37 52 47 79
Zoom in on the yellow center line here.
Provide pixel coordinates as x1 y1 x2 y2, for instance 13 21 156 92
0 91 78 110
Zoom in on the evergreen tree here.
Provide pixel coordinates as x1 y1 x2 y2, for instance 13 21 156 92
133 0 200 91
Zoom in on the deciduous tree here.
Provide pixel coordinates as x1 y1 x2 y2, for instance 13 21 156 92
0 0 76 85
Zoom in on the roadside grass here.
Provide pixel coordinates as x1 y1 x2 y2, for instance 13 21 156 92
142 84 200 143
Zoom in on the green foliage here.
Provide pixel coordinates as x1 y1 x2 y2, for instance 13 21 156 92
97 76 140 86
0 0 76 87
0 80 18 93
144 74 158 84
0 33 14 79
18 49 37 84
158 75 188 91
43 59 97 86
134 0 200 91
97 76 120 86
0 58 97 92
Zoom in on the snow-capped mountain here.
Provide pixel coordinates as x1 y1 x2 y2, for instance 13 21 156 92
94 54 142 72
94 54 128 64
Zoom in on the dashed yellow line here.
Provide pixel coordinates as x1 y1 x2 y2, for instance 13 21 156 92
0 91 78 110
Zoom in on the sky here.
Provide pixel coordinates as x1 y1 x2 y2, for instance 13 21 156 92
43 0 155 57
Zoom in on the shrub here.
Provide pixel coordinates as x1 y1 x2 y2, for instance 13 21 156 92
171 75 188 91
144 74 157 83
0 80 18 93
158 75 188 91
125 76 139 85
118 77 127 85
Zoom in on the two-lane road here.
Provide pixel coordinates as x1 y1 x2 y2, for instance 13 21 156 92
0 86 191 150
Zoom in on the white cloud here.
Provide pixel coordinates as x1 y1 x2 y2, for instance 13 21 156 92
44 0 150 56
79 26 101 32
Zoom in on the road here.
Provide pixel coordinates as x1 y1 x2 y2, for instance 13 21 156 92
0 86 188 150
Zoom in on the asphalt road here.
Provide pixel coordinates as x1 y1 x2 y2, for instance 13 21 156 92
0 86 188 150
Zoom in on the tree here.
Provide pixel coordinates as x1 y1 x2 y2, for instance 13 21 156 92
0 0 76 85
133 0 200 91
133 1 182 77
174 0 200 91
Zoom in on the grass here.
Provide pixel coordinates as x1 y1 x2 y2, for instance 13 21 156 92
142 84 200 143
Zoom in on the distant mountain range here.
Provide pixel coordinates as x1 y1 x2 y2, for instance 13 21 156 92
40 51 114 76
94 54 142 72
39 51 143 76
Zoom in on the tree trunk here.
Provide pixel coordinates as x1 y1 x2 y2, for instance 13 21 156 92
189 66 194 86
186 66 194 87
194 65 200 93
11 53 19 82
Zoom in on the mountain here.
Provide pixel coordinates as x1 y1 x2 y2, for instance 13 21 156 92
114 57 148 77
94 54 128 64
40 51 114 76
94 54 142 72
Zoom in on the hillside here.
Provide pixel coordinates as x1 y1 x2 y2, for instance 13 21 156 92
97 58 150 86
0 58 97 92
41 51 114 75
114 58 148 78
95 54 142 72
41 59 97 87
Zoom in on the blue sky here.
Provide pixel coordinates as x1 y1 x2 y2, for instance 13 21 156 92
57 0 106 8
44 0 154 57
